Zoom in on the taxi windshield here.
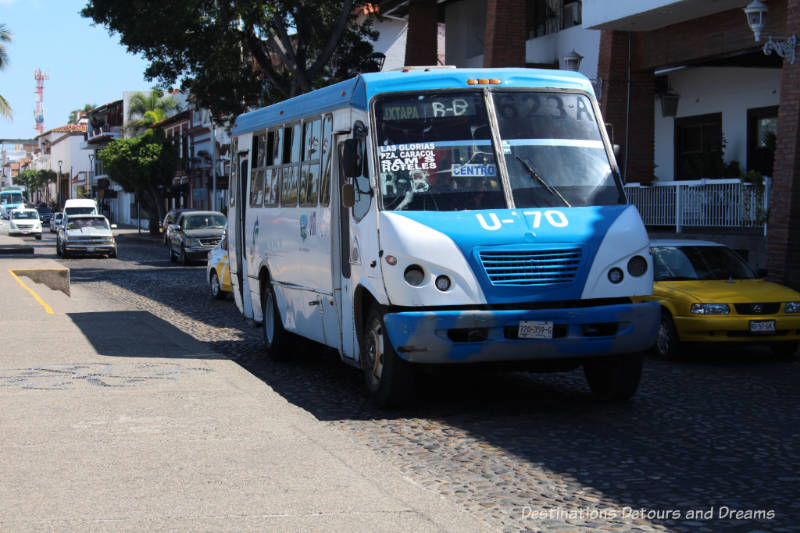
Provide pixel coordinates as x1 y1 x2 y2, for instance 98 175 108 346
652 246 757 281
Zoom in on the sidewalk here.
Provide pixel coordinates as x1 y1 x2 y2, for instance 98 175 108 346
0 242 489 531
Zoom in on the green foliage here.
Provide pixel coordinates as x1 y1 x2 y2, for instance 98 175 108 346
81 1 378 120
98 128 179 232
14 169 56 200
68 104 96 125
126 88 180 134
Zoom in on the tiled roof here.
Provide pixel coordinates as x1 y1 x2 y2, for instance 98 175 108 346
51 124 88 133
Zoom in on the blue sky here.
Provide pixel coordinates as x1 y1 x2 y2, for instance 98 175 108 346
1 0 152 140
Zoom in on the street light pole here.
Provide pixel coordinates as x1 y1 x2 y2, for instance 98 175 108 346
57 160 62 210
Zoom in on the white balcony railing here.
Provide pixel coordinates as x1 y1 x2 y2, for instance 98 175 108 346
85 125 122 143
624 178 771 233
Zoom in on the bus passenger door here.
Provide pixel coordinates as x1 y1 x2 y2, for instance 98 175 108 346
230 145 253 318
328 134 354 359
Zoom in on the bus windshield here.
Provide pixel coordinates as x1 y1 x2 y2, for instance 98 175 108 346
0 191 24 205
374 90 622 211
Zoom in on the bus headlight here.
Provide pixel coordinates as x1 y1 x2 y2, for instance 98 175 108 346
608 267 624 284
404 264 425 286
627 255 647 277
435 275 451 292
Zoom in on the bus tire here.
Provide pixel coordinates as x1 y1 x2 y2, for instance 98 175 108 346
262 283 291 360
583 353 642 402
361 307 415 408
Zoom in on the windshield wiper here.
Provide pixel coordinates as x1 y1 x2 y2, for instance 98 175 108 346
515 156 571 207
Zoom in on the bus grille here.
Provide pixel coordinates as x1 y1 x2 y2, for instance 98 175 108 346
479 248 581 286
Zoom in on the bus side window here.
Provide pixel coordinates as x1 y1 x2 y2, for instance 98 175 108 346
282 126 292 165
250 133 266 207
265 168 280 206
319 115 333 207
300 163 319 207
230 138 238 207
281 166 298 207
290 123 302 163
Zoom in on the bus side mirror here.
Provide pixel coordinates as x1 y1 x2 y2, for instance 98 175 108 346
613 144 621 158
342 183 355 208
341 139 360 178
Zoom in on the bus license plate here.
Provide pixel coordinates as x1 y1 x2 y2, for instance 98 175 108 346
750 320 776 334
518 320 554 339
86 247 95 253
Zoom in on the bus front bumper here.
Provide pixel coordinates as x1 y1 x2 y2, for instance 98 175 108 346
382 301 660 364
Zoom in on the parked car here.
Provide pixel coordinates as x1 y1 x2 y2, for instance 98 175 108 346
36 206 53 225
8 208 42 240
161 208 195 245
56 214 117 258
638 240 800 359
167 210 227 265
206 232 232 299
49 211 64 233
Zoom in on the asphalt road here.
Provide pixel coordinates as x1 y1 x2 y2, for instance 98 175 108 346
6 221 800 532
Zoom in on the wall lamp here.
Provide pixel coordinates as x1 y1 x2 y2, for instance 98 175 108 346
744 0 799 64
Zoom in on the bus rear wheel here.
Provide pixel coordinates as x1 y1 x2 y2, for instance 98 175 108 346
361 307 415 408
262 283 292 360
583 353 643 402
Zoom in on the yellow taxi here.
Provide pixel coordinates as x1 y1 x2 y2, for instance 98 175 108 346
640 240 800 359
206 232 232 300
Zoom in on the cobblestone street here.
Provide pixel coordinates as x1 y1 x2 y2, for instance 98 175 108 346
48 230 800 532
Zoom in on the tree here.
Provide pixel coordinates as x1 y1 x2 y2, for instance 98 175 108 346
81 1 380 120
126 88 180 135
16 169 56 204
0 24 12 119
98 128 179 234
68 104 96 125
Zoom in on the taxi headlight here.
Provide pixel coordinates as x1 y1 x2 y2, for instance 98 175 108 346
785 301 800 313
186 238 200 247
691 303 730 315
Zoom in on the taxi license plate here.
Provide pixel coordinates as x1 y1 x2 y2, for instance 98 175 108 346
518 320 554 339
749 320 776 334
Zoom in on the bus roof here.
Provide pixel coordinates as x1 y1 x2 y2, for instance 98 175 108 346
232 67 594 136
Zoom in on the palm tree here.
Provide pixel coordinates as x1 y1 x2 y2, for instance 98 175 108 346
0 24 13 119
126 88 180 134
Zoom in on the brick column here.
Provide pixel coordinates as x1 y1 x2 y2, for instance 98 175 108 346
483 0 526 67
596 30 655 183
766 0 800 289
404 0 438 66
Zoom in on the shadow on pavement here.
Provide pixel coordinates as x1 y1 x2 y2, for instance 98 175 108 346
68 310 227 359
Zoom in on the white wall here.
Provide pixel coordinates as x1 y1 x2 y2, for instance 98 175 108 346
526 26 601 80
445 0 487 66
653 67 782 180
583 0 681 28
371 18 407 71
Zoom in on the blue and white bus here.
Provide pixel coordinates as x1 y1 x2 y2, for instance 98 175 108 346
228 67 659 406
0 186 27 219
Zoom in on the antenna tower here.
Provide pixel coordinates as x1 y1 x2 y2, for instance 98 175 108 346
34 69 49 135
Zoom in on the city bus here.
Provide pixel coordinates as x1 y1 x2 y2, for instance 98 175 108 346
227 67 659 406
0 186 27 219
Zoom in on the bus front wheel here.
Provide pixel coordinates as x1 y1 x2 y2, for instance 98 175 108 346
361 307 415 408
262 283 292 360
583 353 643 402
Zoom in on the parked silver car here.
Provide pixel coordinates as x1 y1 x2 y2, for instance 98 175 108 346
49 211 64 233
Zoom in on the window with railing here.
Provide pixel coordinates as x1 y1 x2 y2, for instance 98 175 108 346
527 0 582 39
